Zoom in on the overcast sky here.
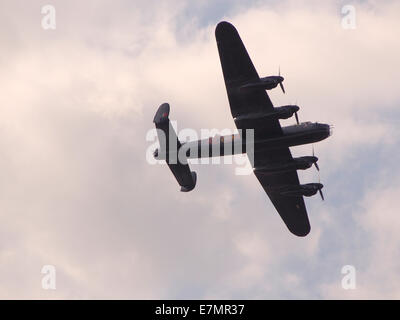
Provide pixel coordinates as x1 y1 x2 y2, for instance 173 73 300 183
0 0 400 299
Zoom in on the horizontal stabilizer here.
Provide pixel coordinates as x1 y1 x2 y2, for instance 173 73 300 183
154 103 197 192
153 102 170 125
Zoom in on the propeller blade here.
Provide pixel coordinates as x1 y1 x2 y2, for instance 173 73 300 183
319 189 324 201
280 82 285 94
313 145 319 170
295 112 299 125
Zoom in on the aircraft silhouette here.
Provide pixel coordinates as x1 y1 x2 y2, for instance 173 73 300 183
153 22 331 237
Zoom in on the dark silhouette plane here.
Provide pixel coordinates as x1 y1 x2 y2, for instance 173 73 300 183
153 21 331 236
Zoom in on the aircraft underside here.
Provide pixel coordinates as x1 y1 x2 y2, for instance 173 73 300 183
153 21 332 237
155 124 331 160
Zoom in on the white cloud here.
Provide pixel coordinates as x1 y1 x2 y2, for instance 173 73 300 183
320 173 400 299
0 0 399 299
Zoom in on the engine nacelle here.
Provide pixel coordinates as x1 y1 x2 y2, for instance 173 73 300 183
254 156 318 175
235 105 300 128
239 75 284 92
278 183 323 198
274 105 300 120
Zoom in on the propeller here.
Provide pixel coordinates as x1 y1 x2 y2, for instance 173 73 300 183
319 189 325 201
312 145 319 171
278 66 285 94
293 99 299 125
280 82 286 94
318 175 324 201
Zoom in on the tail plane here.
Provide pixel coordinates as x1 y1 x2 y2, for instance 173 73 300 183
153 103 197 192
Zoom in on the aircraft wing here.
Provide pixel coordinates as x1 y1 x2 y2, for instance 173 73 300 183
253 148 311 236
215 21 310 236
215 21 282 138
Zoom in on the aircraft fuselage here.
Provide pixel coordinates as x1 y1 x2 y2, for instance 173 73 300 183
179 121 331 159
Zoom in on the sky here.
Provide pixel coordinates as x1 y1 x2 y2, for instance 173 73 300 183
0 0 399 299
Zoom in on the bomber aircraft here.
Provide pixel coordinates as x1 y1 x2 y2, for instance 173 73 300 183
153 21 331 236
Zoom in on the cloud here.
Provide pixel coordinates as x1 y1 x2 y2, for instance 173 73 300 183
0 0 399 299
320 173 400 299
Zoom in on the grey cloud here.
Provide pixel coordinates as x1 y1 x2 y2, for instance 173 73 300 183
0 0 399 299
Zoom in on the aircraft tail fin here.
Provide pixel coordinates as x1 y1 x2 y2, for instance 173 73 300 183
153 103 197 192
